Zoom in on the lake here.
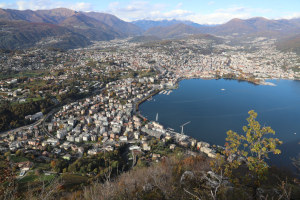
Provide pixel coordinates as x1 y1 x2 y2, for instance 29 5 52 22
140 79 300 171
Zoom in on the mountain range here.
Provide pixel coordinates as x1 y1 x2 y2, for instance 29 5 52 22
0 8 142 49
202 17 300 37
132 19 210 30
1 8 300 50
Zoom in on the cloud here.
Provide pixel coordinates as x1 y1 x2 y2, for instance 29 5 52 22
0 2 17 9
163 9 193 18
5 0 92 11
107 2 255 24
187 12 250 24
0 3 6 8
70 2 92 11
107 1 168 21
176 2 183 8
107 1 193 21
216 6 247 13
280 12 300 19
188 7 277 24
108 1 299 24
208 1 215 5
188 6 253 24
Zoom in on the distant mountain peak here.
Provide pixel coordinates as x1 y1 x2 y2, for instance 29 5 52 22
230 18 243 21
225 18 245 24
250 17 268 20
49 8 73 12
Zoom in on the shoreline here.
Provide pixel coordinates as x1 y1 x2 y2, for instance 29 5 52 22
174 76 280 86
136 76 284 119
135 89 160 116
136 78 300 169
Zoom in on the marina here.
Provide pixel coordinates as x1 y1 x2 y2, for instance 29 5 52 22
159 90 173 95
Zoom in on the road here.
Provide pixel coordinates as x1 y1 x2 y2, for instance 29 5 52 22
42 107 61 137
0 88 105 139
0 116 44 138
0 99 71 138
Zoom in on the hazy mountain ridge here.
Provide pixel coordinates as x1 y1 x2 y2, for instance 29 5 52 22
0 19 90 49
205 17 300 36
0 8 139 49
133 17 300 44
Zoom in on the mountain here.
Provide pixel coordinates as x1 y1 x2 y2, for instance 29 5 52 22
59 13 123 41
0 8 142 37
137 17 300 39
83 12 143 36
144 23 203 39
35 8 78 23
288 17 300 26
0 8 46 22
204 17 300 37
132 19 205 30
0 19 90 49
34 8 143 36
1 7 300 49
0 8 132 49
0 8 79 24
277 33 300 55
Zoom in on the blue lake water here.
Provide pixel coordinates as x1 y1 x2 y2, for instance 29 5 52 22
140 79 300 171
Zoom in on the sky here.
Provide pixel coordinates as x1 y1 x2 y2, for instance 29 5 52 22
0 0 300 24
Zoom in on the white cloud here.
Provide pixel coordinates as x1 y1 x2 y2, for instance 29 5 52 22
163 9 193 18
188 6 253 24
208 1 215 6
70 2 92 11
0 3 6 8
187 12 250 24
0 2 17 9
8 0 92 11
107 1 169 21
176 2 183 8
216 6 247 13
279 12 300 19
107 1 193 21
107 2 255 24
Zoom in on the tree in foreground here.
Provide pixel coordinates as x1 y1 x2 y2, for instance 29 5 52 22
211 110 283 199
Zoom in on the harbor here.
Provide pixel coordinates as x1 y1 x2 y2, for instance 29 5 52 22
158 90 173 95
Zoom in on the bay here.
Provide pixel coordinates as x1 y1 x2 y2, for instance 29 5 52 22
140 79 300 171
